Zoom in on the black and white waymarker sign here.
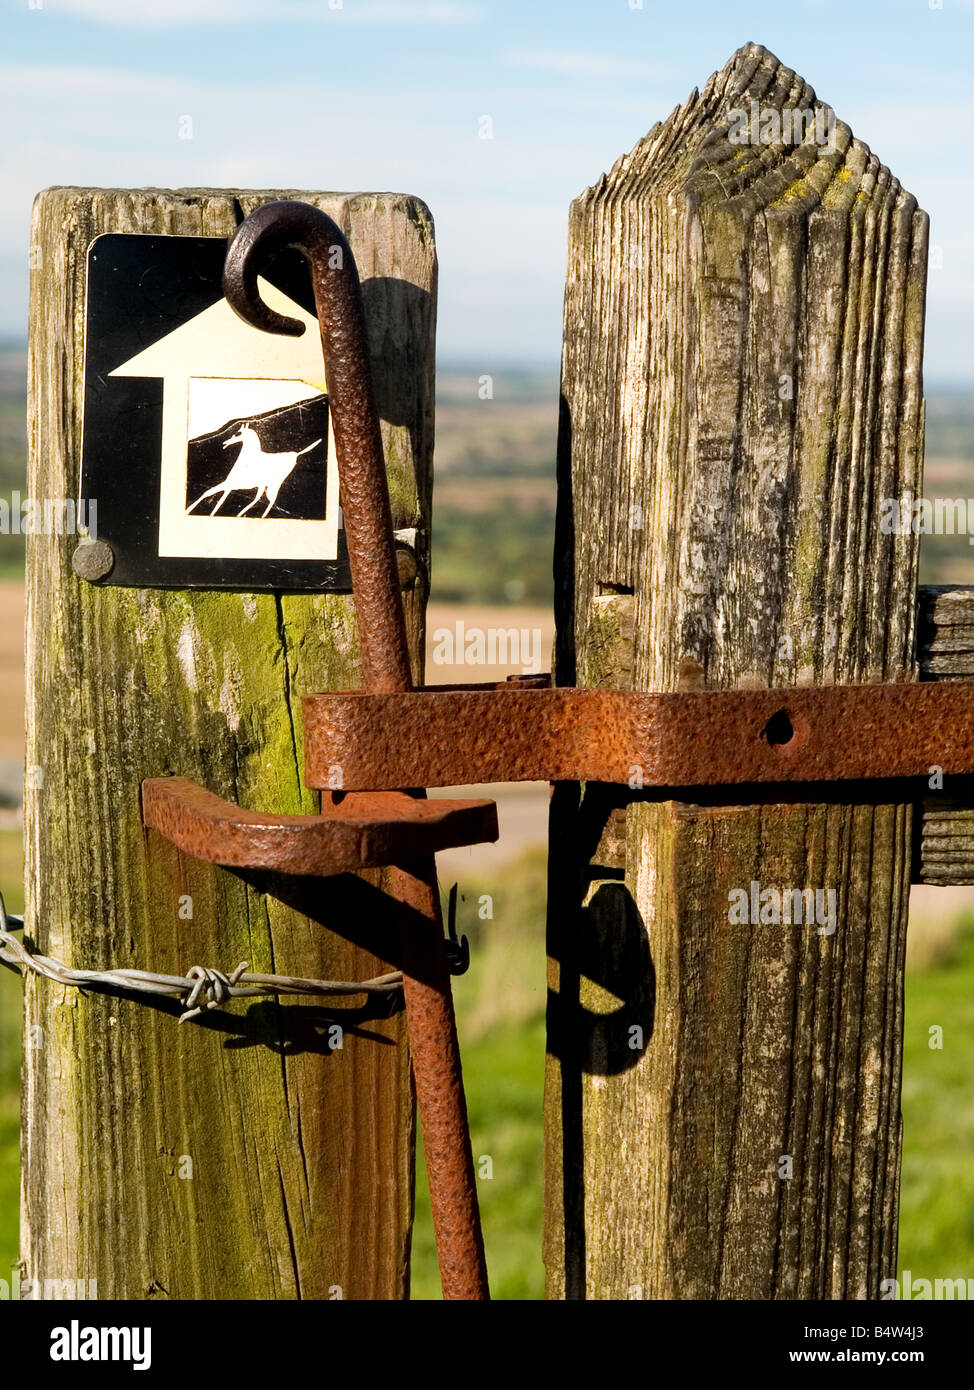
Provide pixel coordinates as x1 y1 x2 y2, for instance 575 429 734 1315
81 233 350 589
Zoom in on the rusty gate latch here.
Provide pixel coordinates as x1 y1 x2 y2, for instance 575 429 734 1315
142 201 974 1304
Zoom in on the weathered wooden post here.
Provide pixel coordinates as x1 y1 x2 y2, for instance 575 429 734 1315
24 187 435 1299
546 44 928 1298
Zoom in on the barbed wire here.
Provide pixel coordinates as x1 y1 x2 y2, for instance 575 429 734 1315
0 891 404 1023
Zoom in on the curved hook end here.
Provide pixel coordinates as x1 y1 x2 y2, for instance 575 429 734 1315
222 206 306 337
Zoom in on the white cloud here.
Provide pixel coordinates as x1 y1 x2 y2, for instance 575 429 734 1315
52 0 482 26
0 61 624 205
3 61 973 374
0 61 582 357
4 64 192 101
52 0 262 21
338 0 482 20
505 48 666 80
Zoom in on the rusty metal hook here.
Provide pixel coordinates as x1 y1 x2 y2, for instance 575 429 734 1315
223 201 490 1302
223 201 410 695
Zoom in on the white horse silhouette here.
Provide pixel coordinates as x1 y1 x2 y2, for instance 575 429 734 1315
187 423 321 519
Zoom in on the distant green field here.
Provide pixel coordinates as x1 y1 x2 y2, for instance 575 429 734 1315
0 830 23 1279
924 393 974 463
0 353 26 579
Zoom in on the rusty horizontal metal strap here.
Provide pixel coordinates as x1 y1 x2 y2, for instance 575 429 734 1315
142 777 498 876
301 680 974 791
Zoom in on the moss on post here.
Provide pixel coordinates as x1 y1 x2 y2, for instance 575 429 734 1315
547 45 927 1300
24 187 435 1299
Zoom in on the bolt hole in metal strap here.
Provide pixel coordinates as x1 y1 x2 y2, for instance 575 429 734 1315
764 708 798 748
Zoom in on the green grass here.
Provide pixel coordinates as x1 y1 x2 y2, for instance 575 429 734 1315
411 1015 547 1300
410 849 548 1299
898 918 974 1283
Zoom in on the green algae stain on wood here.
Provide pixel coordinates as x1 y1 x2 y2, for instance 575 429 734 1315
24 187 433 1299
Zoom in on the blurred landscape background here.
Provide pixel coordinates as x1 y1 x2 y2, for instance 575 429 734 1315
0 346 973 1299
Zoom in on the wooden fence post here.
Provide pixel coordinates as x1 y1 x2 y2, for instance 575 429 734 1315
24 187 435 1299
546 44 928 1298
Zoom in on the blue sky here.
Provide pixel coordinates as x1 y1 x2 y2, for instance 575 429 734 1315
1 0 972 380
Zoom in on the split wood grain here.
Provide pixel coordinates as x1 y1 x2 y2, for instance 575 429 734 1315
547 44 928 1300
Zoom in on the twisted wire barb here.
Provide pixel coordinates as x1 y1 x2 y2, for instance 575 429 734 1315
0 892 403 1024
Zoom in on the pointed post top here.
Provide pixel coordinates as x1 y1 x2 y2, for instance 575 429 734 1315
585 42 915 221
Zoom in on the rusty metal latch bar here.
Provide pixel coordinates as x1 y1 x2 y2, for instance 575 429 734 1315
301 678 974 791
142 778 497 875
